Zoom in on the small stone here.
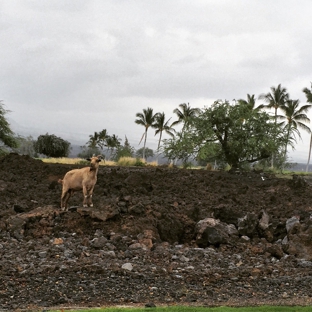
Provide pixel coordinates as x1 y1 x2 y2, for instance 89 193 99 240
145 302 156 308
121 263 133 271
241 235 250 241
38 251 47 258
52 238 64 245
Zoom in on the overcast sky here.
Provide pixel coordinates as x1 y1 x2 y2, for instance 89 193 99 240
1 0 312 163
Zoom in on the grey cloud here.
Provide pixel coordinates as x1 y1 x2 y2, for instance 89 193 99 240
1 0 312 161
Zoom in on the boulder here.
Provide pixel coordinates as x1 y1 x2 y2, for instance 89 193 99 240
282 217 312 260
6 215 25 239
238 213 258 238
266 244 284 259
258 210 274 242
195 218 231 247
6 205 59 239
77 205 120 221
286 216 301 234
258 210 270 231
213 205 244 226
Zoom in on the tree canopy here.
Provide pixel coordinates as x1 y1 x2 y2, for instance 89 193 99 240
113 136 134 161
0 101 17 154
136 147 154 159
162 100 287 168
34 133 71 157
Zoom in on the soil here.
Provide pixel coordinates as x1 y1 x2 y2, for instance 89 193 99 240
1 153 312 310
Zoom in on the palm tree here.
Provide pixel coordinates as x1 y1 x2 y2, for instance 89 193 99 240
154 112 175 151
106 134 121 160
135 107 157 160
87 132 99 149
98 129 109 150
237 94 264 112
278 99 311 162
259 84 289 123
303 84 312 172
87 129 108 153
172 103 201 132
259 84 289 167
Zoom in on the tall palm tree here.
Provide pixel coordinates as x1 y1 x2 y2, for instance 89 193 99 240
303 84 312 172
153 112 175 151
135 107 157 160
172 103 201 132
259 84 289 123
259 84 289 167
278 99 311 162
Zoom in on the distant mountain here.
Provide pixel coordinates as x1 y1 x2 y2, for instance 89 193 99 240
288 162 311 172
69 144 82 157
9 118 86 145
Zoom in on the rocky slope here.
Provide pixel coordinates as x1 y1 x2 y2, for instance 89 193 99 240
1 153 312 310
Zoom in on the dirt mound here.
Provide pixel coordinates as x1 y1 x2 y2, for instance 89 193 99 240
1 153 312 309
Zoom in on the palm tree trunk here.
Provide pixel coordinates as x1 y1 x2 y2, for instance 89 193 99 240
109 148 114 160
271 108 278 169
283 125 292 167
282 130 289 172
306 133 312 172
143 129 148 160
156 131 162 165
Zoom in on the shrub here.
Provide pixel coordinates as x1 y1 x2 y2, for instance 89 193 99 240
117 157 146 167
134 158 146 166
34 133 70 157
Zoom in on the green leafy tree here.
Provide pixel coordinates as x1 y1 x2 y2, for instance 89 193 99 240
34 133 71 157
0 101 18 154
136 147 154 159
277 99 311 161
113 136 134 161
163 100 286 169
303 84 312 172
172 103 201 132
135 107 157 160
162 130 199 165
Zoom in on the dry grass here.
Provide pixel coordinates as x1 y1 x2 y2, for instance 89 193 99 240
41 157 82 165
148 160 158 167
104 160 117 166
40 157 111 166
40 157 158 167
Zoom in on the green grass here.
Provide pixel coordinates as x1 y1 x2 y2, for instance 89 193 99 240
52 306 312 312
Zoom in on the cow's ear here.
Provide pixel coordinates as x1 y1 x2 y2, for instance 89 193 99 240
86 158 91 161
